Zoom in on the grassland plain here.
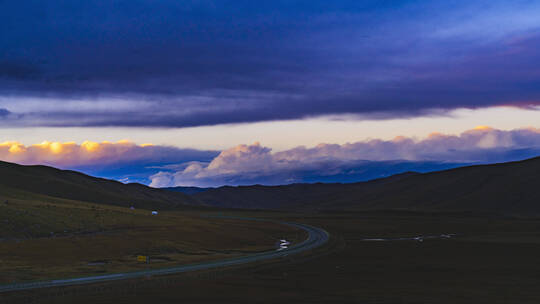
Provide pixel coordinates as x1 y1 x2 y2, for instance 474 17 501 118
0 194 303 285
5 210 540 304
3 159 540 303
0 161 305 288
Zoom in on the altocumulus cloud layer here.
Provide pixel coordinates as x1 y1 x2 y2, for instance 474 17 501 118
2 1 540 127
150 127 540 187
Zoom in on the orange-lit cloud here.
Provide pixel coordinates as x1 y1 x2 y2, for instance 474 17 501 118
472 125 494 131
0 140 188 167
3 126 540 188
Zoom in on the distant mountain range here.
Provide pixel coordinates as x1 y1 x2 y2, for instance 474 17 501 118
2 156 540 215
164 186 214 195
158 159 471 187
173 156 540 215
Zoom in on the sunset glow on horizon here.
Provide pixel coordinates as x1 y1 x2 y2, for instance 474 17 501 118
2 1 540 186
1 125 540 186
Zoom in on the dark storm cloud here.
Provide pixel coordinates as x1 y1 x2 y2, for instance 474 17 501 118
0 62 41 80
0 108 10 117
1 1 540 127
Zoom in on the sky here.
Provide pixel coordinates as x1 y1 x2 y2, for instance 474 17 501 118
1 0 540 186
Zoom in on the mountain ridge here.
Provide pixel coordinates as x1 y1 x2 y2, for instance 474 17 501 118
0 160 200 209
190 156 540 215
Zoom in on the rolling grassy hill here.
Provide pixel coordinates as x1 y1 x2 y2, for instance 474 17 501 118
0 160 302 284
3 155 540 216
192 156 540 215
0 160 200 210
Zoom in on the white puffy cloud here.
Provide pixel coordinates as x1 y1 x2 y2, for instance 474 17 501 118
150 127 540 187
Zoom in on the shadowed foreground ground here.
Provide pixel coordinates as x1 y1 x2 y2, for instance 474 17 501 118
4 211 540 304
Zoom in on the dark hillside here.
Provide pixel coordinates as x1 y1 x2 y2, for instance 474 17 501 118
194 157 540 215
164 186 213 195
0 161 200 209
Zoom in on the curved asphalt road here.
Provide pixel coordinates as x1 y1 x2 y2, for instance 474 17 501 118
0 219 329 293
